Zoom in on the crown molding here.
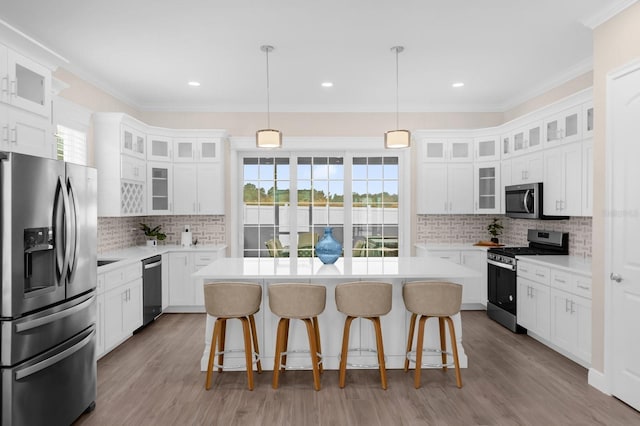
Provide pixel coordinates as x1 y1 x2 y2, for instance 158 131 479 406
0 18 68 69
581 0 639 29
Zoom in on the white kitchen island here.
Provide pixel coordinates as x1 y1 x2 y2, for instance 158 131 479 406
193 257 479 371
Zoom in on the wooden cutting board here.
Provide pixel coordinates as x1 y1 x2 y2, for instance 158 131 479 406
473 241 505 247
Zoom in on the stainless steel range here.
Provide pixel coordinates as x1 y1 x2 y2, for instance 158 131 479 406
487 229 568 333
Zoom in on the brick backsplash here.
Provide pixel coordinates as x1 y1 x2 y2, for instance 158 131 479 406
98 215 226 253
416 215 592 258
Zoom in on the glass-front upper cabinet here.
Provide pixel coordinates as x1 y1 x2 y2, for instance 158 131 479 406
423 138 473 162
147 162 173 215
544 106 582 147
501 134 512 160
2 48 51 118
512 121 542 154
173 138 196 162
147 135 172 162
121 125 145 158
197 138 221 162
474 161 501 214
474 136 500 161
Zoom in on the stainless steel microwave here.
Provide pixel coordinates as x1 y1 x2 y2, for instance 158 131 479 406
505 183 568 220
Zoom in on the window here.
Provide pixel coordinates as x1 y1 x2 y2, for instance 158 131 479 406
241 152 400 259
352 157 399 257
55 125 87 165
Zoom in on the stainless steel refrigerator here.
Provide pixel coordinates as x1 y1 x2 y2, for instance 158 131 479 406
0 152 97 426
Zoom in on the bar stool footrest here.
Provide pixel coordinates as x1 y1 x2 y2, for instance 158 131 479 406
213 348 260 370
277 349 323 370
406 348 455 368
339 347 388 368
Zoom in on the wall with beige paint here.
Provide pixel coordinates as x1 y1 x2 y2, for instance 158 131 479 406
591 2 640 375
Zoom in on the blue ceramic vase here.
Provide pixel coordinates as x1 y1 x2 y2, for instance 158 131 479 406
315 227 342 264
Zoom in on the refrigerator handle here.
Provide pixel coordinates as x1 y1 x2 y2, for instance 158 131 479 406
58 176 72 282
53 177 65 279
66 177 79 280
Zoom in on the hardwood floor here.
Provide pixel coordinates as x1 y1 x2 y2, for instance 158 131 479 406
75 312 639 425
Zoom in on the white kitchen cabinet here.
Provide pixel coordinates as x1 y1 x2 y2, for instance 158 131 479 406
422 138 473 163
474 136 500 161
173 138 196 162
0 103 53 158
417 163 473 214
173 162 225 215
512 121 543 155
544 106 582 147
94 114 148 216
474 161 501 214
1 46 51 118
550 288 591 364
500 160 512 214
197 139 222 162
99 261 143 357
582 140 593 216
543 142 582 216
501 133 512 160
147 134 172 162
161 253 169 310
121 124 145 159
516 276 551 340
147 161 173 215
510 152 543 185
416 248 486 308
168 250 222 311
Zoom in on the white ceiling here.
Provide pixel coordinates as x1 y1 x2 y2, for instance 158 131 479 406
0 0 625 112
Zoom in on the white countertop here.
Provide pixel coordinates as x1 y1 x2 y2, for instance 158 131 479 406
193 256 479 280
98 244 226 272
516 255 592 276
415 243 491 251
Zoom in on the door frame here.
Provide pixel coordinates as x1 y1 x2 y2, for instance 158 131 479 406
599 57 640 395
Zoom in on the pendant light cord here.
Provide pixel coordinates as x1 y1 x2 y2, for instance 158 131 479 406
265 46 271 128
395 47 399 130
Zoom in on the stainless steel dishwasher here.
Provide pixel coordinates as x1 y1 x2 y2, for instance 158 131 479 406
141 255 162 327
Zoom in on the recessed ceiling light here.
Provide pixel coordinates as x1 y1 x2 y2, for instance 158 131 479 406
452 82 465 88
321 82 333 88
188 81 201 87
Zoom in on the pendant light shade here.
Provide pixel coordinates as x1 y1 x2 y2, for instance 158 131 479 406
385 46 410 149
257 45 282 148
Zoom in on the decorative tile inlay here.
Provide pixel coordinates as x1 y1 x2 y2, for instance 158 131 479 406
416 214 592 258
98 215 226 253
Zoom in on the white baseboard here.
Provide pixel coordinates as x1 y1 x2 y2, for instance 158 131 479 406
588 368 610 395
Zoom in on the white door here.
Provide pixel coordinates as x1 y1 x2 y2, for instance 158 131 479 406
608 63 640 411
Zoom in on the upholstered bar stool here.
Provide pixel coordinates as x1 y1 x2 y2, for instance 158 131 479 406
402 281 463 389
204 282 263 391
335 281 392 390
269 283 326 391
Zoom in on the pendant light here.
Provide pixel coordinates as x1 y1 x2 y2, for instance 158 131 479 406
384 46 411 149
256 45 282 148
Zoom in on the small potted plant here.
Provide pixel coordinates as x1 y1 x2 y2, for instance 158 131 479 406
140 223 167 247
487 218 503 244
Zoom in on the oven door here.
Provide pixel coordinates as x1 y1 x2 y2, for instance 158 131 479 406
487 259 517 315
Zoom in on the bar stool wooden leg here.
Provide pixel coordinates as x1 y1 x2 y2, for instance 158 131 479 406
313 316 323 374
205 319 221 390
303 318 321 391
248 314 262 374
439 317 448 371
371 316 387 390
339 316 354 388
217 318 227 373
281 318 290 373
405 313 417 372
272 318 287 389
445 316 463 388
239 317 254 390
414 315 428 389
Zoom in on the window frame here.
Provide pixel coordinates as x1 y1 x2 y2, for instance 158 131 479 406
230 137 411 259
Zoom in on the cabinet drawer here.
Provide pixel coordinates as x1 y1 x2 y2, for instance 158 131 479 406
104 262 142 292
517 262 549 284
194 252 217 267
550 270 572 292
573 275 592 299
121 155 146 182
426 250 461 264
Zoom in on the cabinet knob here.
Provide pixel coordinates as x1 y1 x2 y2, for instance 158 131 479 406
610 273 623 283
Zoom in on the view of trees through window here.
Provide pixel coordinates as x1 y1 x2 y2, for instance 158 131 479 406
242 155 399 258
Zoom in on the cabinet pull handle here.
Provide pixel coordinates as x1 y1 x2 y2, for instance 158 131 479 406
10 80 17 97
570 300 575 314
555 278 566 283
535 272 545 277
11 127 17 144
2 125 8 143
1 76 8 93
577 284 590 290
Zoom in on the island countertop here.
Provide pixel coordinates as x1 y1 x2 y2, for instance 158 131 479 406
193 256 479 280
